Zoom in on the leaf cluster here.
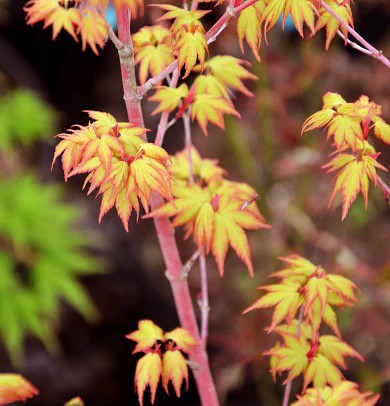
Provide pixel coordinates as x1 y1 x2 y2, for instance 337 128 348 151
127 320 197 406
302 93 389 220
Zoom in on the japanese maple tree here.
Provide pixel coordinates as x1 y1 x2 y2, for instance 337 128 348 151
6 0 389 405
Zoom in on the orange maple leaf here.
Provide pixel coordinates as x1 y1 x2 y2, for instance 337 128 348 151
0 374 39 405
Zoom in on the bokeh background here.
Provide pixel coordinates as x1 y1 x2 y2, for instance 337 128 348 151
0 0 389 404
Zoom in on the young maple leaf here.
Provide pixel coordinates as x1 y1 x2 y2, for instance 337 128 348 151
135 352 162 406
243 280 303 330
149 84 189 115
262 0 318 38
147 183 269 276
25 0 80 41
78 6 108 55
162 350 189 397
191 93 240 135
133 26 175 84
169 147 226 185
193 75 231 101
175 23 208 79
0 374 39 405
323 141 388 220
237 3 264 61
293 381 380 406
156 5 209 38
164 328 198 353
195 56 257 97
302 92 363 150
65 397 85 406
126 320 164 353
316 0 354 50
267 332 362 391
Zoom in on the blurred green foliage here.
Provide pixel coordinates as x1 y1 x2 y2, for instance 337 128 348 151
0 89 55 150
0 88 100 365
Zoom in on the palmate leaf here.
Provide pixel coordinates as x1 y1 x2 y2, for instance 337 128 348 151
316 0 354 50
243 281 303 330
237 3 264 61
197 55 258 97
126 320 164 353
135 352 162 406
147 183 269 276
175 23 208 78
24 0 109 54
323 142 388 220
191 94 240 135
0 374 39 405
149 84 189 115
0 175 99 363
162 350 188 397
133 26 175 84
268 332 362 391
293 381 380 406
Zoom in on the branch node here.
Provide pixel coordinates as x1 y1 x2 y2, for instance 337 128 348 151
187 360 200 372
226 5 237 17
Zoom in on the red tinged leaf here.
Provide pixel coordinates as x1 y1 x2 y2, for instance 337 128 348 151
135 353 162 406
0 374 39 405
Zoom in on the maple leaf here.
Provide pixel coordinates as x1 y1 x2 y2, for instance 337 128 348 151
170 147 226 186
293 381 380 406
149 84 189 115
135 352 162 406
263 0 317 38
302 92 363 150
373 117 390 145
193 75 230 100
198 56 257 97
64 397 85 406
146 179 269 276
236 3 264 61
0 373 39 405
243 281 303 331
164 328 198 353
25 0 80 41
323 141 388 220
175 23 208 78
133 26 175 84
126 320 164 353
162 350 189 397
78 6 108 55
191 94 240 135
156 5 209 38
316 0 354 50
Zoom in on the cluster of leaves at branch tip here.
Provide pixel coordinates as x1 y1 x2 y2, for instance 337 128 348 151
302 92 389 220
25 0 355 63
127 320 197 406
244 255 379 404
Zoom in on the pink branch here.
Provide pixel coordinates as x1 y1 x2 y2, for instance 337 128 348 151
377 174 390 204
199 252 210 345
320 0 390 70
114 7 219 404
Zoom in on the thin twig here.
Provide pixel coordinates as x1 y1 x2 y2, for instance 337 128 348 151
107 26 123 51
282 306 305 406
320 0 390 70
377 174 390 204
183 112 195 184
180 250 202 280
155 69 180 147
336 30 373 56
198 253 210 345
